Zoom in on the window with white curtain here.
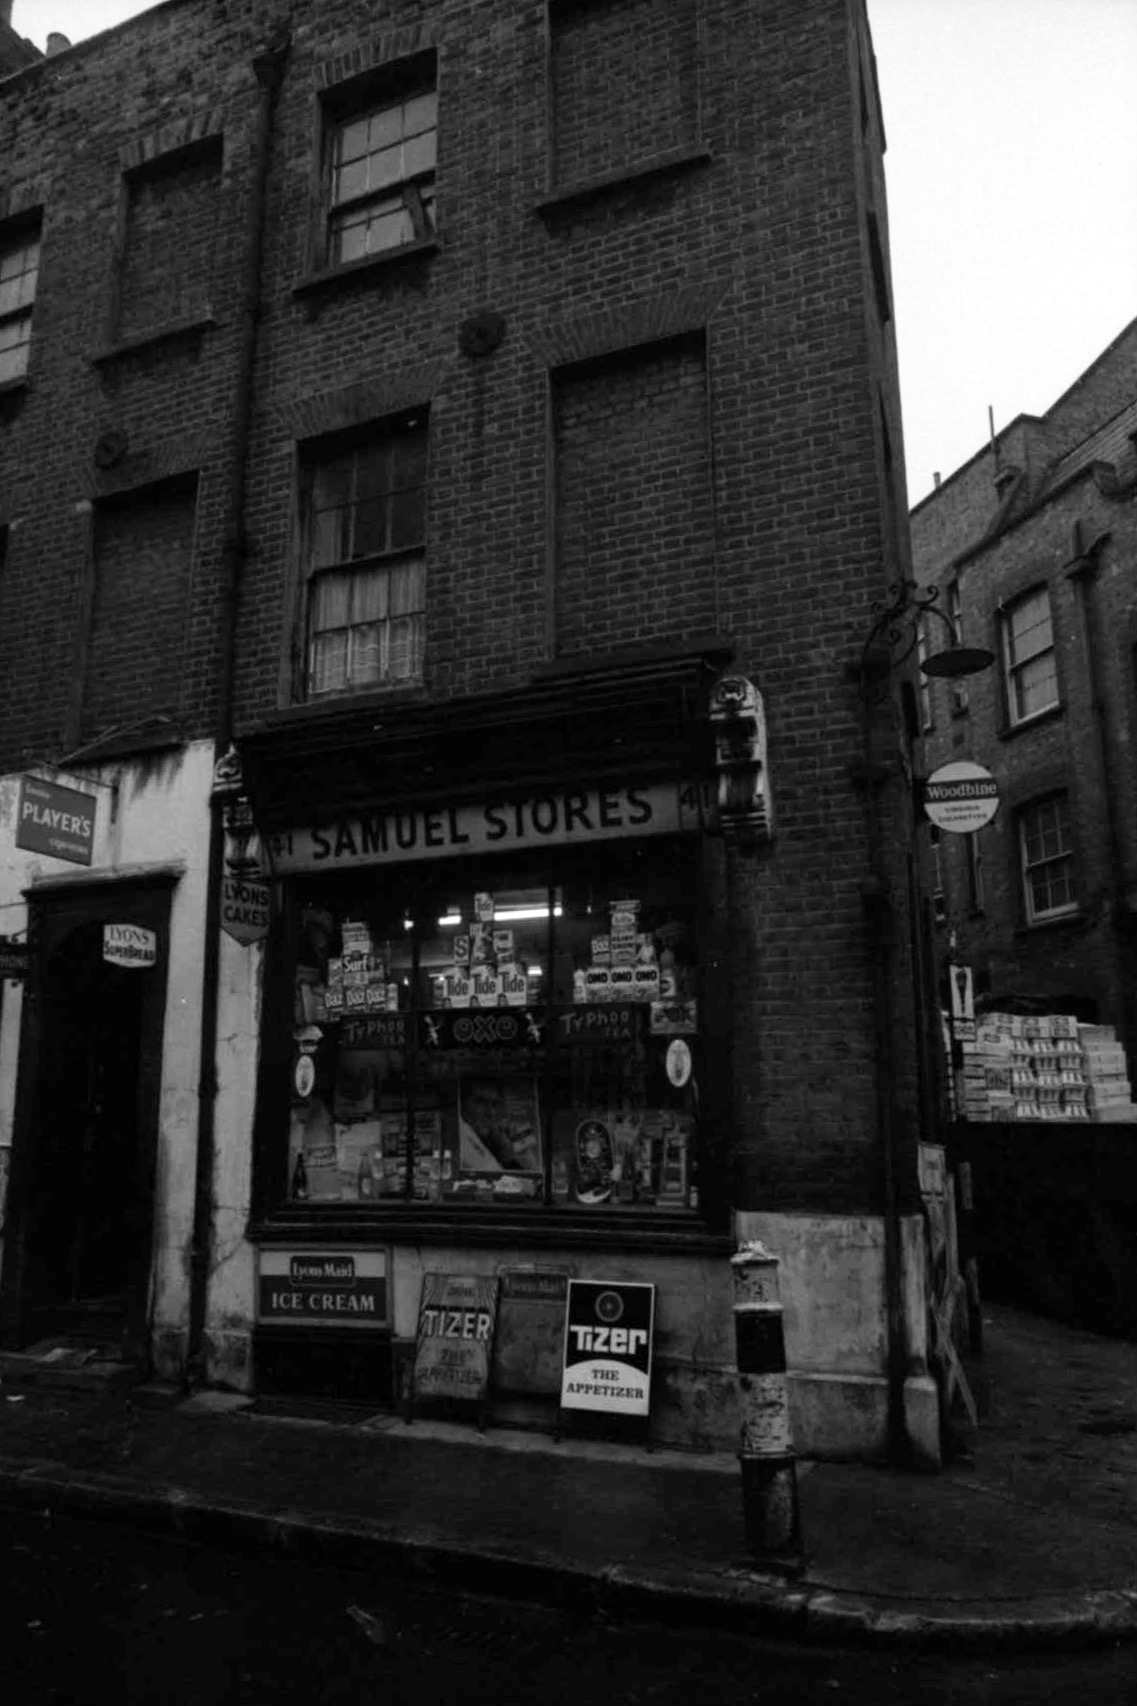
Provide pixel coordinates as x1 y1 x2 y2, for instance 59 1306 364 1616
304 415 427 698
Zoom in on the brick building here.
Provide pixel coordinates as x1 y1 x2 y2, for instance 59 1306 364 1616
911 317 1137 1076
0 0 941 1463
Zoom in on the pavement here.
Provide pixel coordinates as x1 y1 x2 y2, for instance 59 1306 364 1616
0 1302 1135 1653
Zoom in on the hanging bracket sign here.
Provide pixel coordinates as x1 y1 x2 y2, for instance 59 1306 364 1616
103 923 157 968
923 761 1000 835
15 775 96 866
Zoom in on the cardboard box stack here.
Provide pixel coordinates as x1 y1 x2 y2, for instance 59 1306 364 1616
949 1010 1126 1121
1078 1023 1137 1122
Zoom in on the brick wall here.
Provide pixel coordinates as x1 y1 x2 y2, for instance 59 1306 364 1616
553 334 714 655
81 476 198 742
116 139 223 341
549 0 698 186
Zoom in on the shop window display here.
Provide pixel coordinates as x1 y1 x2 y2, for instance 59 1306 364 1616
284 849 700 1214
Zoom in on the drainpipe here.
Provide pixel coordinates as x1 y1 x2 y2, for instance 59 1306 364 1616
853 654 916 1468
186 29 290 1390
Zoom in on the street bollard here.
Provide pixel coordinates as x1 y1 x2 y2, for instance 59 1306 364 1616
731 1241 805 1575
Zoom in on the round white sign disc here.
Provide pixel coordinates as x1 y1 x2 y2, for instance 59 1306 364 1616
924 760 999 835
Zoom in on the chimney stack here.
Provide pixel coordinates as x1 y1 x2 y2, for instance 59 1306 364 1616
0 2 14 28
46 32 71 56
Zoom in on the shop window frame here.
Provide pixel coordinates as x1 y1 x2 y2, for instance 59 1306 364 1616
249 838 725 1242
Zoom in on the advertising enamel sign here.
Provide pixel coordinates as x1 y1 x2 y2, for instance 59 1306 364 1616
257 1250 388 1327
924 761 999 835
103 923 157 968
15 776 96 866
560 1280 655 1418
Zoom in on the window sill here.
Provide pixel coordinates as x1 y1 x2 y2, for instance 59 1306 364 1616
1014 908 1085 937
261 681 430 730
249 1203 731 1254
91 313 217 366
535 143 713 213
0 374 30 400
292 237 440 300
999 702 1064 742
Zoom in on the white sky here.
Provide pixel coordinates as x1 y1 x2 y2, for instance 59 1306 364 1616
12 0 1137 507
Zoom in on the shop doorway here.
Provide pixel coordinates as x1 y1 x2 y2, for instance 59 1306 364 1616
2 884 171 1356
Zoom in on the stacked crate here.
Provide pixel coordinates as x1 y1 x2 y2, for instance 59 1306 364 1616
1078 1024 1137 1122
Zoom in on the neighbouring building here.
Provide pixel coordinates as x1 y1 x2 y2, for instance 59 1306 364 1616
911 315 1137 1076
0 0 943 1464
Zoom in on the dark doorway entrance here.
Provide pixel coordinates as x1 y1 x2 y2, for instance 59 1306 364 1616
2 882 172 1356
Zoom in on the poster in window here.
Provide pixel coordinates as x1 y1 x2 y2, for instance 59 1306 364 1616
457 1074 542 1176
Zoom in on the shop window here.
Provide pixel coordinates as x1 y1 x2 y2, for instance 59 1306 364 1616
1001 586 1058 725
283 845 701 1215
322 69 437 266
1018 794 1076 923
301 414 427 698
0 216 40 385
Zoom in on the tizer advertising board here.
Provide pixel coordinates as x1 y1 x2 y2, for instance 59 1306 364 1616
560 1280 655 1418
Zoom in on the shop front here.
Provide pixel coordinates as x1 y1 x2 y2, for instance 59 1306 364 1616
236 655 746 1446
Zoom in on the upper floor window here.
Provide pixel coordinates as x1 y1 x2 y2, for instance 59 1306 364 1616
1001 586 1058 724
1019 795 1076 923
325 81 437 266
0 222 40 385
303 415 428 698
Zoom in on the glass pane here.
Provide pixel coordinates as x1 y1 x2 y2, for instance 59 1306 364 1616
332 157 370 206
290 901 412 1202
1007 590 1051 664
369 144 404 192
355 443 393 499
351 566 390 624
387 614 423 679
309 630 348 696
352 495 389 559
0 341 29 385
393 429 428 487
335 118 372 166
347 622 383 685
404 90 437 135
0 268 34 315
366 104 403 151
364 204 414 254
389 488 425 550
331 211 369 265
403 131 436 177
388 558 426 617
1014 652 1057 719
311 571 352 631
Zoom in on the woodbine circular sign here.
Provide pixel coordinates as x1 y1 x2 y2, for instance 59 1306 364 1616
923 760 1000 834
